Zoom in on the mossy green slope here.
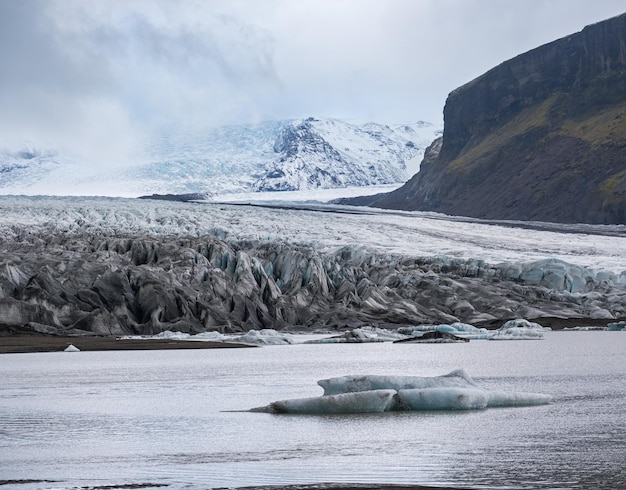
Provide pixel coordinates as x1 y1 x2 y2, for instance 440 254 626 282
352 13 626 224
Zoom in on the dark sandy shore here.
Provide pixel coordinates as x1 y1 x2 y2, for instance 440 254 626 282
1 316 618 354
0 334 254 354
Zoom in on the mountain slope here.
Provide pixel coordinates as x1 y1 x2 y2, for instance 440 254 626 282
346 13 626 224
254 118 438 191
0 118 440 198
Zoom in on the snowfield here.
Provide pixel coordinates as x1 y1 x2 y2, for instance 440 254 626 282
0 118 441 198
1 195 623 272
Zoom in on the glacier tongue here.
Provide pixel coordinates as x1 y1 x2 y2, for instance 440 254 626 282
1 196 626 337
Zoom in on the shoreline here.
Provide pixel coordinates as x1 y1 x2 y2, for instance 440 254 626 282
0 334 254 354
1 316 621 354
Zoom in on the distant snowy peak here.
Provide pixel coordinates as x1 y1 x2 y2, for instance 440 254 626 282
0 117 441 197
254 117 441 192
0 147 62 187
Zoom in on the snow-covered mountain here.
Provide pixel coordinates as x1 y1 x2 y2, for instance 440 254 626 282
254 118 438 192
0 118 441 198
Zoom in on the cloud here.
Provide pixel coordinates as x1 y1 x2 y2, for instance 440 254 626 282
262 0 626 122
0 0 625 169
0 0 281 165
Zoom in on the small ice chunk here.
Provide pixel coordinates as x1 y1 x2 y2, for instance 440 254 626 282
400 323 491 340
155 330 191 340
490 319 548 340
64 344 80 352
304 328 385 344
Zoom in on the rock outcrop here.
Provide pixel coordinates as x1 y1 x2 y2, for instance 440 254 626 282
343 13 626 224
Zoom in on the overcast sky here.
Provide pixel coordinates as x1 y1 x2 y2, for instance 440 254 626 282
1 0 625 164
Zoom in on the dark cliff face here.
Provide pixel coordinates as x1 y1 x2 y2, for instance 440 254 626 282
357 13 626 224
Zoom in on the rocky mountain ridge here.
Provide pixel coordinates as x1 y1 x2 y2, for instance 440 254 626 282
254 118 437 192
345 13 626 224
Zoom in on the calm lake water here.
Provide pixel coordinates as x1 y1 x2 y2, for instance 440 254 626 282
1 331 624 490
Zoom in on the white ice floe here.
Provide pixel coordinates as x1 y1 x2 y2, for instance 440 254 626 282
230 329 294 345
127 321 550 347
489 319 549 340
120 329 294 345
399 323 492 340
64 344 80 352
252 369 551 414
119 321 550 346
400 319 549 341
304 327 404 344
308 320 550 344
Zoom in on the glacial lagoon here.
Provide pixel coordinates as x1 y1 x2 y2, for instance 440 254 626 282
1 331 624 490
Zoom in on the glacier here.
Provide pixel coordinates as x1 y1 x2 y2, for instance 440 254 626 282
252 370 552 414
0 118 441 198
1 196 626 337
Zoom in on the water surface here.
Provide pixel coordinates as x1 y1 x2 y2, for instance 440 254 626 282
1 331 624 489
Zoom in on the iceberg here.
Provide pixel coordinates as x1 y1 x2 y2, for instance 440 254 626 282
394 330 469 343
230 329 294 345
119 329 293 345
399 322 491 340
64 344 80 352
305 320 552 344
251 369 551 414
490 319 549 340
607 321 626 331
303 327 388 344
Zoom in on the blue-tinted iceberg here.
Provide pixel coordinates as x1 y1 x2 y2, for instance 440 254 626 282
252 369 551 414
607 321 626 331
